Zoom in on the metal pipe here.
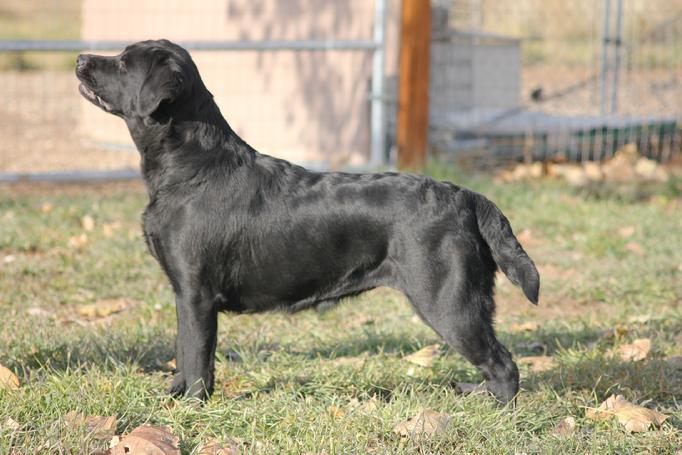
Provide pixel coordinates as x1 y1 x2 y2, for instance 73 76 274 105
599 0 611 115
370 0 387 167
0 39 379 52
611 0 623 114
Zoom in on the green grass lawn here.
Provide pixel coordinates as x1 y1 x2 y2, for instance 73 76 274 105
0 169 681 453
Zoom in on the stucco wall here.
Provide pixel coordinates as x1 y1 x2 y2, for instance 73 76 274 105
80 0 400 168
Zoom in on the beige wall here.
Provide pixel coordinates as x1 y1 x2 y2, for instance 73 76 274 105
81 0 400 168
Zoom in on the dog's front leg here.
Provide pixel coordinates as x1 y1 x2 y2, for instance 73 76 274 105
170 289 218 400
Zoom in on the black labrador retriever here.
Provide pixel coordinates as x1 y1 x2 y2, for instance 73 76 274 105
76 39 539 404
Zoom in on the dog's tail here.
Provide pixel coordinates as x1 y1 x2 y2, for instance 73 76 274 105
471 192 540 305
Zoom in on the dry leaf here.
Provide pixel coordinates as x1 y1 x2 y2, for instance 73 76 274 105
625 241 644 256
41 202 54 213
3 417 20 432
455 382 487 395
196 438 241 455
68 233 88 248
81 215 95 232
27 306 52 318
327 405 345 419
585 394 667 432
393 409 452 438
102 222 122 238
518 355 555 373
552 416 576 437
0 363 20 390
509 321 540 332
403 344 442 367
617 338 651 362
76 298 136 319
65 412 117 440
111 425 180 455
617 226 635 238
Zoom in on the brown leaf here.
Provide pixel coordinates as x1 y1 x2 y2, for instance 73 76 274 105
617 226 636 238
455 382 487 395
509 321 540 332
102 222 122 238
393 409 452 438
111 425 180 454
0 363 20 390
327 405 345 419
65 411 117 440
40 202 54 213
81 215 95 232
518 355 555 373
403 344 442 368
3 417 20 432
76 298 136 319
196 438 241 455
68 233 89 249
625 241 644 256
585 394 667 432
616 338 651 362
552 416 576 437
348 395 379 414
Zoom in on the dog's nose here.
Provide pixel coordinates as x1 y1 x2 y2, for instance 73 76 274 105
76 54 91 73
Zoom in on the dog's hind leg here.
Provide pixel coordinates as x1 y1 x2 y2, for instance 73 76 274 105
407 256 519 404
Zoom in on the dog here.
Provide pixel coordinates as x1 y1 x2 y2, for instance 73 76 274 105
76 39 539 404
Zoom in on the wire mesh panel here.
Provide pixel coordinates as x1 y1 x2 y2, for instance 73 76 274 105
0 0 400 178
427 0 682 164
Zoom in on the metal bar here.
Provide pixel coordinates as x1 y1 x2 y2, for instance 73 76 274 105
599 0 611 115
610 0 623 114
370 0 387 167
0 39 378 52
0 169 140 183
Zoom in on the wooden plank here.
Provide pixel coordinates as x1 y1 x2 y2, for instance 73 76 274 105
397 0 431 170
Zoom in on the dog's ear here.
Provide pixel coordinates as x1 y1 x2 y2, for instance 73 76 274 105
137 61 182 117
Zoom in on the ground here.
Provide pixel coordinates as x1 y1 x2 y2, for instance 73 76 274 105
0 168 680 453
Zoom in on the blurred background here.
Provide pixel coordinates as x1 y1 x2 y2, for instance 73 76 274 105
0 0 680 179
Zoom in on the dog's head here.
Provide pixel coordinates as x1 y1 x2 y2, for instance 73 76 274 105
76 39 196 119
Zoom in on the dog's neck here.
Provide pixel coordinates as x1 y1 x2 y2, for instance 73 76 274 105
126 91 255 197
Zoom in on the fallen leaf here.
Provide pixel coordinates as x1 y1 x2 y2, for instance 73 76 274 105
358 395 379 413
552 416 576 437
455 382 487 395
81 215 95 232
196 438 241 455
327 405 345 419
403 344 442 367
102 222 122 238
111 425 180 454
65 411 117 440
41 202 54 213
518 355 555 373
0 363 20 390
585 394 667 432
27 307 52 318
509 321 540 332
3 417 20 432
2 254 16 265
617 226 635 238
393 409 452 438
625 241 644 256
76 298 136 319
68 233 88 248
616 338 651 362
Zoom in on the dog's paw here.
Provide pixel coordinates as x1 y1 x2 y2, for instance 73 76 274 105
168 372 186 397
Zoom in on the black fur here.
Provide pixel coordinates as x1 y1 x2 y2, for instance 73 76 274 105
76 40 540 403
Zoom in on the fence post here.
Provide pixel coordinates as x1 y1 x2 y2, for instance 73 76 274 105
611 0 623 114
599 0 611 115
397 0 431 170
370 0 387 168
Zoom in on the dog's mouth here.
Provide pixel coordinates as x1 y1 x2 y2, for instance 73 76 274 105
78 82 113 112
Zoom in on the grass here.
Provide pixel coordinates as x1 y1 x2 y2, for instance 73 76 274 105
0 167 681 453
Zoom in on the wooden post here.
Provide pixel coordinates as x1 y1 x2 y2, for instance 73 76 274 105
397 0 431 170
